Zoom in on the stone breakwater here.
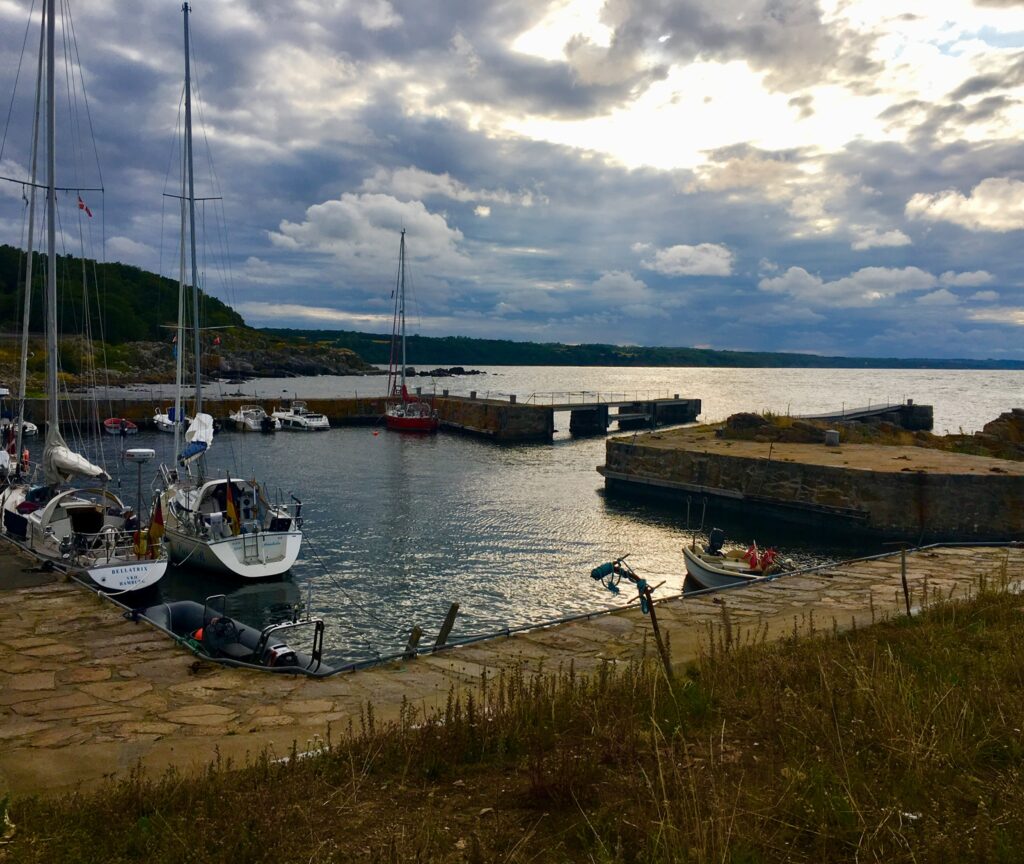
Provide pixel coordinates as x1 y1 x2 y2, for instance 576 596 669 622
1 542 1021 796
600 426 1024 540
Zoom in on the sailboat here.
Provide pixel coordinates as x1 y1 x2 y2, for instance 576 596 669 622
0 0 167 592
386 230 440 433
156 3 303 580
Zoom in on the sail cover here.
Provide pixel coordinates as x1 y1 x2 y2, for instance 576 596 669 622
179 412 214 465
43 424 110 485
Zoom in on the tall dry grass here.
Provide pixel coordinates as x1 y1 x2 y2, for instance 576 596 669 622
7 572 1024 862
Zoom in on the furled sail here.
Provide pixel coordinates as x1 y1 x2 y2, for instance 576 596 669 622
179 412 214 465
42 425 109 485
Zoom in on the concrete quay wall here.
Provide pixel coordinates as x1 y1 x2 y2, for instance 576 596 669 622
23 395 554 442
602 437 1024 540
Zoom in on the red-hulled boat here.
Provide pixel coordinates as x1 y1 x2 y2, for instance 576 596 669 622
385 230 439 434
103 417 139 436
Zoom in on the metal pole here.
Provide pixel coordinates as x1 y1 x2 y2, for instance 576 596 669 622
44 0 57 438
399 229 406 394
183 3 201 415
16 11 45 466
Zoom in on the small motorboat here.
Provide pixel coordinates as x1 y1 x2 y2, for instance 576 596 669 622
129 595 330 674
272 400 330 431
153 406 190 432
103 417 139 436
0 418 37 437
229 404 280 433
683 528 782 591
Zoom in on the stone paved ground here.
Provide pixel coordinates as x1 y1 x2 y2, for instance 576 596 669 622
1 542 1021 796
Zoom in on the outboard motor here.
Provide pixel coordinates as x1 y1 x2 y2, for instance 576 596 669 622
260 416 276 434
706 527 726 556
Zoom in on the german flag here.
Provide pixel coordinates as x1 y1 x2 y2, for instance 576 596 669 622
225 475 240 536
150 497 165 543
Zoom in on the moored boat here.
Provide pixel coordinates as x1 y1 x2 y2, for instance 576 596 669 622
130 596 328 673
0 0 165 592
155 3 303 581
103 417 139 436
682 529 782 591
229 404 279 433
153 405 190 432
272 400 329 431
385 230 439 434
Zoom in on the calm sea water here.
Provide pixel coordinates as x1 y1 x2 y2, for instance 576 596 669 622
62 366 1024 663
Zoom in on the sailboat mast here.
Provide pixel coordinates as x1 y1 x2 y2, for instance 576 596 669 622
16 10 45 463
183 2 202 414
399 229 406 393
172 151 187 460
44 0 57 433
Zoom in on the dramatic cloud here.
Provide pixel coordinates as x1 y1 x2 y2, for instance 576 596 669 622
906 178 1024 232
2 0 1024 358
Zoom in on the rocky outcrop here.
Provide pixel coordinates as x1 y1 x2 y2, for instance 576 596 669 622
213 343 376 380
0 335 378 390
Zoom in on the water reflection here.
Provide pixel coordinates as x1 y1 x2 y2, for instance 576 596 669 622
30 367 1024 665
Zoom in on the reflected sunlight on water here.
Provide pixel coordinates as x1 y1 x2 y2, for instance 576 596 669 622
74 365 1024 663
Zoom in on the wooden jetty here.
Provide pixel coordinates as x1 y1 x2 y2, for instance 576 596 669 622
0 542 1019 796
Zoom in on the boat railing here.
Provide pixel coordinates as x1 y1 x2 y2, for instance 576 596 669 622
69 527 158 563
254 618 326 671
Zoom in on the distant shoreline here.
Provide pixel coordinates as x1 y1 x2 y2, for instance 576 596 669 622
264 327 1024 371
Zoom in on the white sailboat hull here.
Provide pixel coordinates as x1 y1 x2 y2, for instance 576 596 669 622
2 486 167 591
162 524 302 579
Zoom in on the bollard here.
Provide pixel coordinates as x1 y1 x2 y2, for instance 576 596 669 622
404 626 423 659
434 603 460 649
442 389 449 397
509 394 516 404
470 391 477 399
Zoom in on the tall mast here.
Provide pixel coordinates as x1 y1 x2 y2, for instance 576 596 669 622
172 147 187 460
44 0 57 434
16 8 46 464
399 229 406 393
183 2 201 414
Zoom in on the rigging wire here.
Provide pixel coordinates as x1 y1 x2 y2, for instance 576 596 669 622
0 0 37 166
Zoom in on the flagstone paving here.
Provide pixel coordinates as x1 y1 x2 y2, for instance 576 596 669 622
1 541 1021 796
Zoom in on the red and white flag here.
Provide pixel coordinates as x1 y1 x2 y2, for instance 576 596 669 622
77 195 92 218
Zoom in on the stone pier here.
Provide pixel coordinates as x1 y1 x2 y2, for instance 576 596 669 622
600 425 1024 540
1 541 1020 796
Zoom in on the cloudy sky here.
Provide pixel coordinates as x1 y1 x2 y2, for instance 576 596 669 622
2 0 1024 359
